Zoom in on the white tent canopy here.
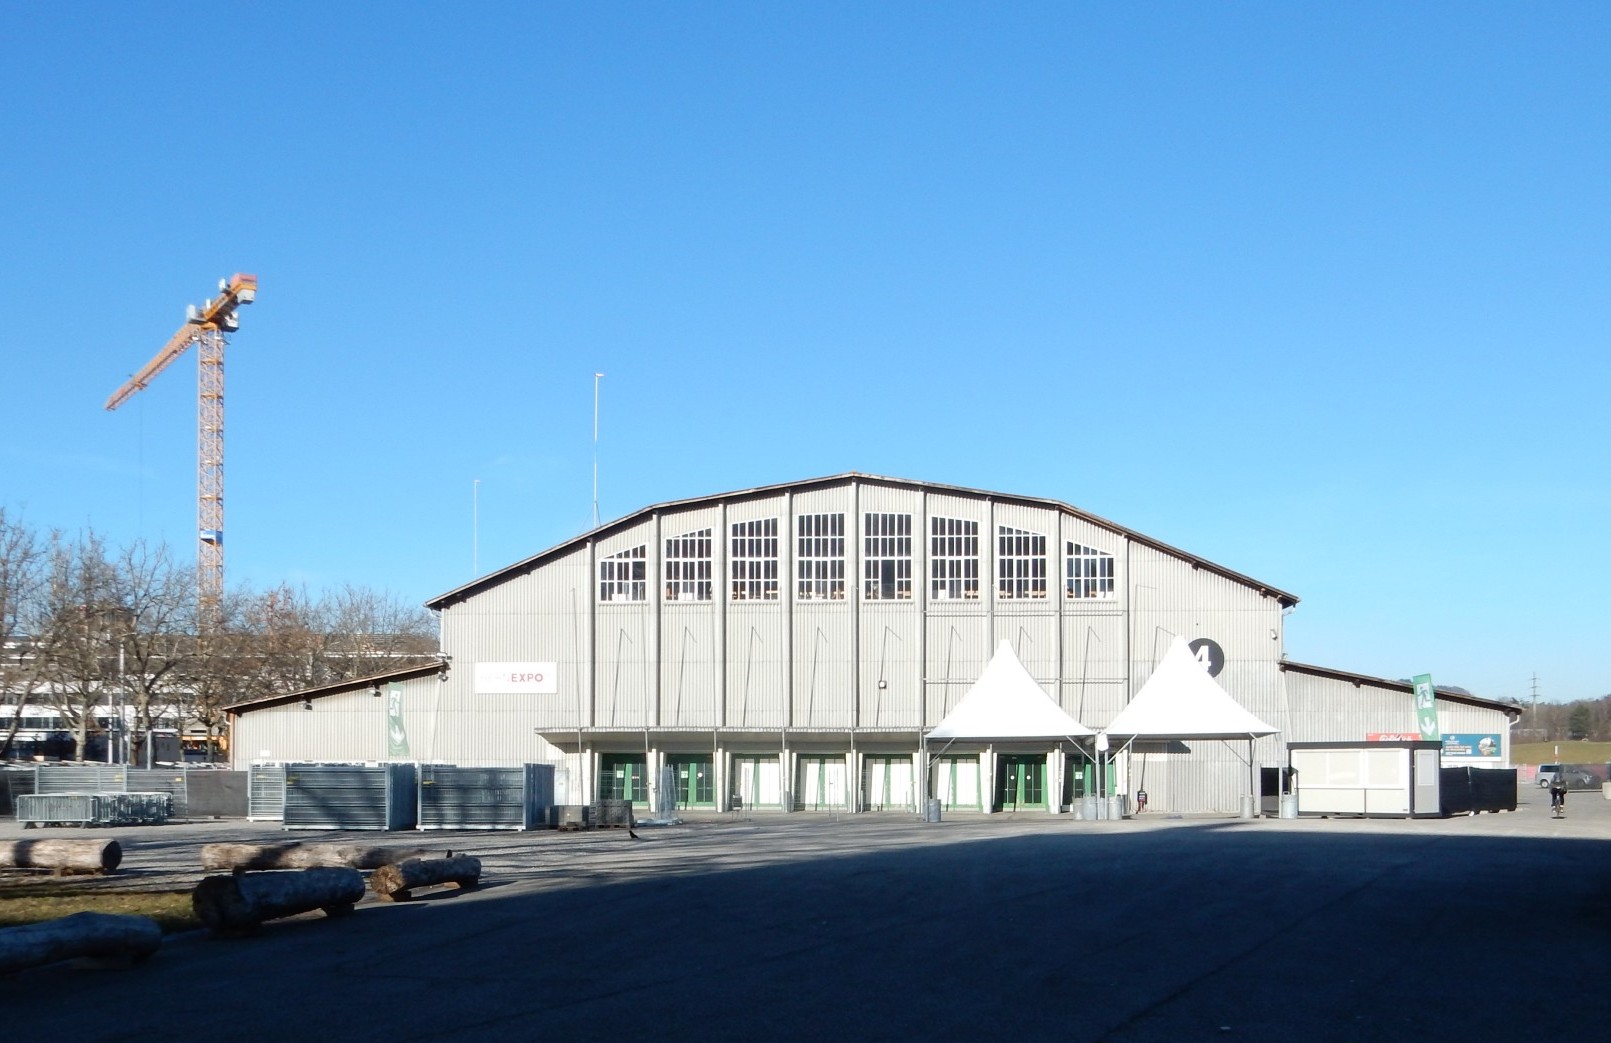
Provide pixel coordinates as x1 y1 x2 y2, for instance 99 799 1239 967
1105 636 1276 739
926 640 1094 740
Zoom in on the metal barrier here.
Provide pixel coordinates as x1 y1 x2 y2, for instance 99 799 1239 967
247 764 286 821
283 763 418 831
17 791 172 827
29 766 190 820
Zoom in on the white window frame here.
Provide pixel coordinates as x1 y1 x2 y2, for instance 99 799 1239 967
863 513 913 600
930 516 980 600
599 545 647 603
1065 541 1115 600
730 518 779 601
997 525 1047 599
796 512 846 600
665 528 713 602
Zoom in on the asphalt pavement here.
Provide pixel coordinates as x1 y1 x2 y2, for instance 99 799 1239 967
3 785 1609 1042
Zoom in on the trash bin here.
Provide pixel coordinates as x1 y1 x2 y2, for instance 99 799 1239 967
925 798 942 823
1239 794 1256 819
1279 794 1299 819
1080 795 1099 820
1107 795 1127 820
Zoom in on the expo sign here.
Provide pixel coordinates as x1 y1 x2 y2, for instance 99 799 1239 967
474 661 558 695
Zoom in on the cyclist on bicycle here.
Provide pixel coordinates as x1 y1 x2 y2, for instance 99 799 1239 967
1549 774 1568 816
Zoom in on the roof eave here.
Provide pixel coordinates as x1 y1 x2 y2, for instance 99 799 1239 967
427 472 1300 609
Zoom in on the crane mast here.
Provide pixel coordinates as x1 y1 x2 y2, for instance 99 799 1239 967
106 273 257 622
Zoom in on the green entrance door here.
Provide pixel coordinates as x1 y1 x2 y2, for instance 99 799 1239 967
599 754 646 804
995 754 1045 811
668 754 715 808
1060 756 1116 805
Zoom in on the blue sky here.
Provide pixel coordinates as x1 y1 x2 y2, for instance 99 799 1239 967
2 3 1607 702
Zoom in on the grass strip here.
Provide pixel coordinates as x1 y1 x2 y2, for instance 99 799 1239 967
0 882 199 933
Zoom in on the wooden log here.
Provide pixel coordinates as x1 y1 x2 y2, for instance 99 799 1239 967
0 839 123 875
370 855 482 902
0 912 161 973
200 842 451 872
191 867 366 933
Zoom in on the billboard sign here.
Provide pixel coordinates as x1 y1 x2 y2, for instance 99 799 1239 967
1441 733 1501 760
474 661 558 694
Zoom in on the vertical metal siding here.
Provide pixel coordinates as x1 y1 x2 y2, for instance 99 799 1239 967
726 602 787 728
859 603 921 729
1283 671 1514 754
793 602 853 727
925 610 990 725
659 505 722 729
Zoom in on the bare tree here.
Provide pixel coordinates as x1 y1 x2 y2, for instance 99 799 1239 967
222 582 436 708
0 508 52 759
319 583 436 681
110 539 199 765
38 531 121 760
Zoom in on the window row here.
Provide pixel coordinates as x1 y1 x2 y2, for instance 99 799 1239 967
601 516 1116 603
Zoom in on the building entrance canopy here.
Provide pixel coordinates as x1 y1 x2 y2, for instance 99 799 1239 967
1104 636 1276 741
925 641 1094 742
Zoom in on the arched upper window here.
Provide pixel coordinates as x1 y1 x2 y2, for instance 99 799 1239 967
665 528 712 601
1066 541 1115 599
599 545 647 602
730 518 779 601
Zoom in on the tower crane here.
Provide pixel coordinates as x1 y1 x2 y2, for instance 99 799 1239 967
105 273 257 621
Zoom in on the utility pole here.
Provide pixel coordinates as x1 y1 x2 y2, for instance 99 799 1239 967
1530 673 1540 739
592 372 604 529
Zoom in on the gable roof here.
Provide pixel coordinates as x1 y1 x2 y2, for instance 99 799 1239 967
925 641 1094 740
1105 636 1277 739
1279 661 1524 720
427 472 1299 610
224 662 443 714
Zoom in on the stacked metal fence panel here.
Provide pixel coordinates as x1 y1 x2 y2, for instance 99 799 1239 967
282 763 419 831
96 792 173 824
417 764 557 830
419 766 523 830
16 791 172 827
127 769 189 820
34 766 128 794
591 798 635 828
16 793 99 826
30 765 191 820
248 764 286 821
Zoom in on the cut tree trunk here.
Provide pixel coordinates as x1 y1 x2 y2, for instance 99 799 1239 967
0 912 161 973
191 868 366 933
0 839 123 874
200 843 451 872
370 856 482 901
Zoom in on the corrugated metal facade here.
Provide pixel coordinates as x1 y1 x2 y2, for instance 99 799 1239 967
235 475 1516 816
1283 665 1513 765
